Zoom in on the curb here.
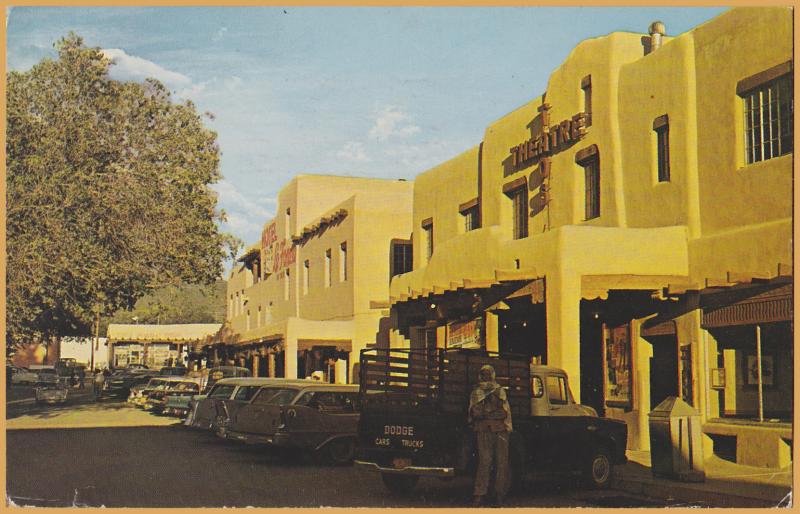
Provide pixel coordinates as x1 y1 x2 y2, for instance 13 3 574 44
613 476 790 508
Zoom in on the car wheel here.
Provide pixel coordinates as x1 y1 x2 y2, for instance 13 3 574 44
325 438 356 465
381 473 419 495
584 446 613 489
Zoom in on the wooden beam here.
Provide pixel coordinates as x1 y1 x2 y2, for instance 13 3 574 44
778 263 793 277
433 285 447 295
369 300 390 309
450 281 464 291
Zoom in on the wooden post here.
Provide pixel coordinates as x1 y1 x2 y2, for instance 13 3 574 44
756 325 764 422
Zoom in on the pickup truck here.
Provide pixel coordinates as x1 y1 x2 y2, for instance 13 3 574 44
353 348 627 495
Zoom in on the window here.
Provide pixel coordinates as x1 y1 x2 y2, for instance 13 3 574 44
422 219 433 262
546 375 568 405
654 114 670 182
208 384 235 399
740 71 793 164
390 240 413 279
582 75 592 127
503 178 528 240
246 309 250 330
303 260 309 295
257 305 262 328
234 385 260 402
339 242 347 282
285 208 291 236
531 376 544 398
284 269 290 300
235 292 240 315
463 206 480 231
253 387 298 406
459 198 480 232
324 249 332 288
576 145 600 220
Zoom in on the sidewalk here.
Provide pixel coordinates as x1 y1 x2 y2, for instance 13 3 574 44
613 449 793 507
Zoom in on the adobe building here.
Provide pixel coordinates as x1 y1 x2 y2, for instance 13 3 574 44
388 7 792 468
215 175 413 383
107 323 221 369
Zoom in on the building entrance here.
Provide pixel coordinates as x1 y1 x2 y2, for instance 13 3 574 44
497 299 546 363
647 334 679 410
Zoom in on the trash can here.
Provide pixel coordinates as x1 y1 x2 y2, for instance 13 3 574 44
648 396 705 482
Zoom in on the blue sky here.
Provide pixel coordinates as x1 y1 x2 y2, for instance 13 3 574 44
7 6 728 252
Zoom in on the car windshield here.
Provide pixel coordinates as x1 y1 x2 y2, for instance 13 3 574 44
253 388 298 406
208 384 235 399
146 379 167 389
170 382 198 391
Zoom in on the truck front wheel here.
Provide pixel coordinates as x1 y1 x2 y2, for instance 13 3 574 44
381 473 419 495
584 447 613 489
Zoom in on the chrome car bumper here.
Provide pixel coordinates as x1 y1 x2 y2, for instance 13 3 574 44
353 460 455 477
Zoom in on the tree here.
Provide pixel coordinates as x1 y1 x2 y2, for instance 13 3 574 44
105 280 227 332
6 33 242 350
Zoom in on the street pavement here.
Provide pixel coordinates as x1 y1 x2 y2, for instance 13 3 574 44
6 401 669 508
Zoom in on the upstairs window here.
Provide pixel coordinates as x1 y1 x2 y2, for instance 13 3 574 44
302 260 310 295
284 269 290 300
390 240 413 279
421 218 433 262
324 249 332 288
503 177 528 240
654 114 670 182
459 198 480 232
581 75 592 127
738 62 793 165
576 145 600 220
339 242 348 282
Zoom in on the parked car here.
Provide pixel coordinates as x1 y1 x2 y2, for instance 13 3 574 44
200 366 252 393
35 383 69 404
128 377 171 407
101 369 160 398
158 366 188 377
145 377 202 414
186 378 306 433
224 382 361 463
35 368 61 386
10 367 39 385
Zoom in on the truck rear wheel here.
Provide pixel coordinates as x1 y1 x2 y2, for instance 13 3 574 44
381 473 419 495
583 447 613 489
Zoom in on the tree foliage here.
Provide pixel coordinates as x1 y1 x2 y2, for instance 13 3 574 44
105 280 226 333
7 33 242 347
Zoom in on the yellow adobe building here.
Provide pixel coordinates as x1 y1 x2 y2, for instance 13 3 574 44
217 175 413 383
389 7 792 467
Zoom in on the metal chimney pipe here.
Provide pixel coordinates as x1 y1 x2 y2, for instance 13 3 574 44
649 21 666 53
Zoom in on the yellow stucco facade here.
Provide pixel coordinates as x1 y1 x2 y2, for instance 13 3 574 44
221 175 413 382
389 8 793 467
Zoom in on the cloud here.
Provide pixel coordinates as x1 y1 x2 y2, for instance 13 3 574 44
212 27 228 42
212 180 275 223
102 48 191 87
174 75 243 103
336 141 370 162
368 106 420 142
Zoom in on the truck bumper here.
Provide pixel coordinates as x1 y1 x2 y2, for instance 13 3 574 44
353 460 455 477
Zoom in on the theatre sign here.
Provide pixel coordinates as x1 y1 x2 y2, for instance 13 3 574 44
261 221 296 275
509 110 588 169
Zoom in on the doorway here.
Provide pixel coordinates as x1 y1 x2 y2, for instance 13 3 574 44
648 334 679 411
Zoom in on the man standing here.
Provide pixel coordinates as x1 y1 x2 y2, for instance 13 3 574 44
93 368 106 399
469 364 512 507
